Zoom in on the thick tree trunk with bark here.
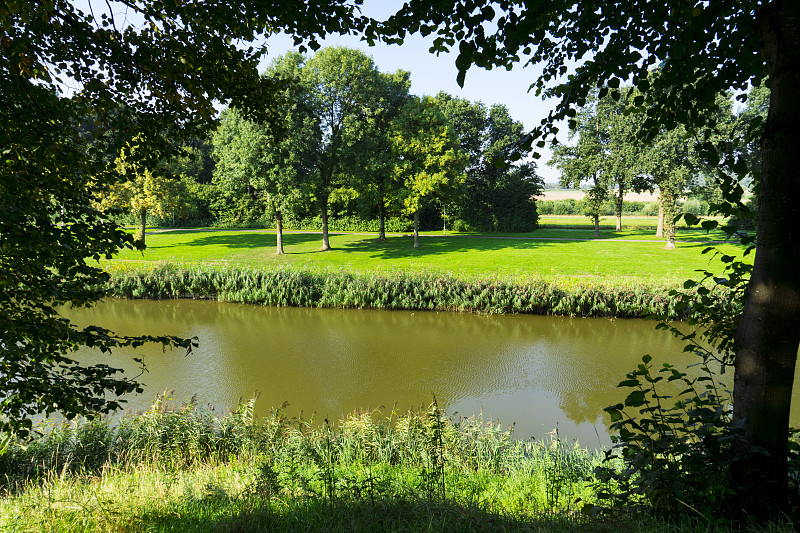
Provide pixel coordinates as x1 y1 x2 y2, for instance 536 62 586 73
320 200 331 251
413 211 420 248
615 190 623 231
731 0 800 515
593 214 600 238
275 209 284 255
661 188 677 249
378 201 386 241
137 207 147 246
656 201 664 238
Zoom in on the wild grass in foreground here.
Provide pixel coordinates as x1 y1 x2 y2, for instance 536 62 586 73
0 396 598 531
1 397 795 533
104 262 735 319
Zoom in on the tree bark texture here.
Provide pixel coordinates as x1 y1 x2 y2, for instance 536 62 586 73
413 211 420 248
732 0 800 514
656 201 664 238
593 215 600 238
275 209 284 255
320 200 331 251
379 201 386 241
615 190 623 231
138 207 147 246
661 187 677 249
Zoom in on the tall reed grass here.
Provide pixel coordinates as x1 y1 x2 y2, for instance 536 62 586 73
104 262 729 319
0 395 598 513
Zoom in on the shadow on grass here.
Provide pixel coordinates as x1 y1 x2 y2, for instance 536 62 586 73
137 496 612 533
338 235 552 260
336 234 731 261
166 231 327 251
143 229 742 262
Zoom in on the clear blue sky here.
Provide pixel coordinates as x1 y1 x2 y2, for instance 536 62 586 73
261 1 565 182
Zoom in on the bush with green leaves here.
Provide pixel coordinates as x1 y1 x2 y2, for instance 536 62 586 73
682 197 709 217
592 353 742 521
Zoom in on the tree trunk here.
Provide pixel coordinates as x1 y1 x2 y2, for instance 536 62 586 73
275 209 284 255
662 188 677 249
731 0 800 516
137 207 147 246
320 200 331 251
413 211 420 248
615 190 623 231
593 214 600 238
378 201 386 241
656 199 664 238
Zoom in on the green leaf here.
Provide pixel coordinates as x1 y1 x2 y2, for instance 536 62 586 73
624 390 647 407
701 220 718 231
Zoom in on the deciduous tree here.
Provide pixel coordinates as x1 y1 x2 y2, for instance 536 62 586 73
437 94 541 232
390 96 467 247
351 70 412 240
100 139 186 246
302 46 383 250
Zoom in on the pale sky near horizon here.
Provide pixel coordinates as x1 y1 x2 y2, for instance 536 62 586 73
260 1 567 183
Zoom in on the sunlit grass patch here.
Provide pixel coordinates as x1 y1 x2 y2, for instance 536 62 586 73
108 228 749 282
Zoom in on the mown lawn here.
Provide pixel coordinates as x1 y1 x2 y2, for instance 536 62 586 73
113 225 749 282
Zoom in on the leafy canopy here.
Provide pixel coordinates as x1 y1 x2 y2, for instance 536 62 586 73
0 0 367 435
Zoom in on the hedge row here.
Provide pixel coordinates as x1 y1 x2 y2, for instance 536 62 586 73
104 263 730 320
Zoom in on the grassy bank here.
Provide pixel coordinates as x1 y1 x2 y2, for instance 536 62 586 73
2 397 793 533
104 262 732 319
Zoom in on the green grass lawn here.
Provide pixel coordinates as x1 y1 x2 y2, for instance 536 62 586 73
113 226 749 283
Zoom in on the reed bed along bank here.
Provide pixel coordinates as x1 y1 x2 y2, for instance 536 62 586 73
4 400 795 533
0 396 605 531
104 262 730 320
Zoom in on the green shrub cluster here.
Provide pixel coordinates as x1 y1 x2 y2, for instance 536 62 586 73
104 263 725 319
281 215 413 233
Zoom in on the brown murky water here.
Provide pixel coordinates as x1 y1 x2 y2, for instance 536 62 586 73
63 298 800 446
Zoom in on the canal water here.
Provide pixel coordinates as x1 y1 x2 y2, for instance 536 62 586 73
63 298 800 446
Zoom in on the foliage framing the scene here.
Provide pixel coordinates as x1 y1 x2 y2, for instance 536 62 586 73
0 0 368 435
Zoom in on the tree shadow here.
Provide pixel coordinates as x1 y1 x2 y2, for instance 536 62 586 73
337 235 551 260
171 231 326 250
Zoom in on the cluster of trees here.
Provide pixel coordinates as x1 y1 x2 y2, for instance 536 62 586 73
104 47 542 250
4 0 800 520
550 85 766 243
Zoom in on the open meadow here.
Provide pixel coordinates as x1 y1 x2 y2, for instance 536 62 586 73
112 218 747 285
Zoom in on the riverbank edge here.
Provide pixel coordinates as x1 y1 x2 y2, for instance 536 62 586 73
3 397 795 533
103 262 730 320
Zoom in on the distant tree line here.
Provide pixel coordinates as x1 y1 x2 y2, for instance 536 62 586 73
104 47 543 248
549 82 767 243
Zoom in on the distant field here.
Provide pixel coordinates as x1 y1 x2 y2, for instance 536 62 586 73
537 214 726 231
112 227 749 283
538 189 659 202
